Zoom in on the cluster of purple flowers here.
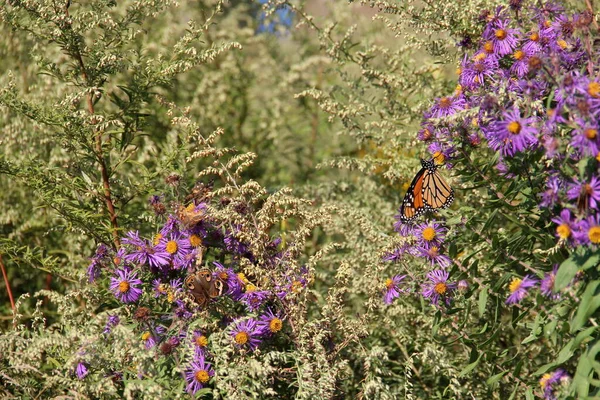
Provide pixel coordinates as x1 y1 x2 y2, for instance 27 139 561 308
84 193 306 392
416 3 600 250
386 3 600 393
384 220 459 306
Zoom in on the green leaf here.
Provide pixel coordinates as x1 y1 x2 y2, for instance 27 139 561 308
486 371 507 386
458 355 481 377
555 256 579 291
573 326 597 347
570 281 600 332
478 286 488 317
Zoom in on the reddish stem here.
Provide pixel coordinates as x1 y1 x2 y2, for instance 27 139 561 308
0 254 15 311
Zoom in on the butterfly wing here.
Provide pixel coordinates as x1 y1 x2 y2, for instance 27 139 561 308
400 166 427 223
422 168 454 210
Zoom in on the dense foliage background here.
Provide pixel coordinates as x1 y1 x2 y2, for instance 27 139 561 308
0 0 598 398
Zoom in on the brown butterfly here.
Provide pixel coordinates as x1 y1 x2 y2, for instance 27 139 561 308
177 203 206 228
184 268 227 307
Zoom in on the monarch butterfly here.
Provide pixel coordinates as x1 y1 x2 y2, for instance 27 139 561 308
399 158 454 223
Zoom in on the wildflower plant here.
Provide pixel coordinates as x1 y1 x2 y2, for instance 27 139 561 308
1 0 600 398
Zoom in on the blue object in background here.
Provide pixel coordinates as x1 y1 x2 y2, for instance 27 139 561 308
256 0 294 35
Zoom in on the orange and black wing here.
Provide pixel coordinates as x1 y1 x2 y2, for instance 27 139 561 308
422 168 454 210
399 167 427 223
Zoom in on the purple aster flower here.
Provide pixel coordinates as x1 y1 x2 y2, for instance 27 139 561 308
566 176 600 210
240 289 271 312
540 369 570 400
417 246 452 269
421 270 457 306
417 124 436 142
257 308 285 335
427 95 466 118
382 243 416 262
506 275 538 304
103 314 120 335
141 326 165 349
539 175 562 208
580 214 600 245
484 108 538 157
154 234 192 270
122 231 170 268
523 29 544 54
570 122 599 157
540 266 560 299
173 299 193 320
383 274 407 304
224 229 250 255
184 352 215 394
427 144 455 169
229 318 263 351
87 258 102 283
213 262 244 299
160 215 181 237
414 221 447 248
551 208 580 243
109 269 143 303
510 48 534 77
460 54 499 89
191 330 209 353
484 19 520 56
75 362 88 379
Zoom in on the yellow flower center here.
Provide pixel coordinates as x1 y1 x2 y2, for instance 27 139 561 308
588 82 600 98
113 256 122 265
269 318 283 333
385 278 393 289
422 227 436 241
540 373 551 389
473 52 486 62
455 84 462 95
513 50 524 60
167 291 175 303
235 331 249 345
530 32 539 41
438 97 451 108
195 370 210 383
556 224 571 239
484 41 494 53
509 278 522 294
245 284 257 293
189 234 202 247
557 39 568 49
543 20 552 28
195 335 208 347
428 246 440 257
589 226 600 244
118 281 130 293
596 152 600 162
237 273 249 284
471 118 479 127
456 66 462 75
507 121 521 134
495 29 507 40
141 331 151 341
153 233 163 246
434 282 447 295
432 151 445 165
166 240 178 254
291 280 303 293
585 183 593 195
585 128 598 140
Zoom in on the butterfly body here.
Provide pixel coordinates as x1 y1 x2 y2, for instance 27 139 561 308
399 158 454 223
185 268 227 307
